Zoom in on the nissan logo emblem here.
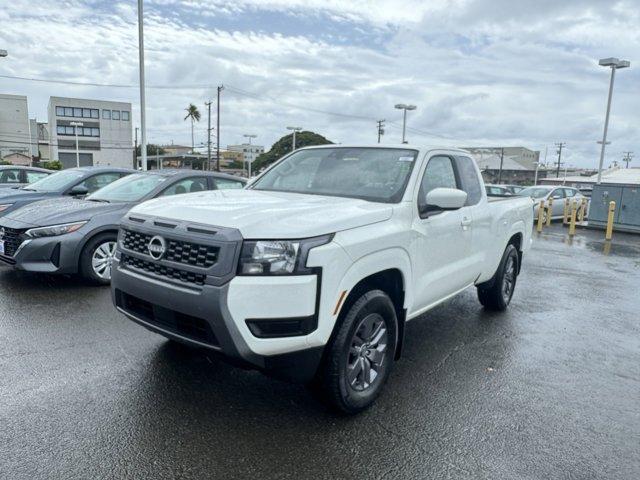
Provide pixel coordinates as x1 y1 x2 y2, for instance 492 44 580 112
148 235 167 260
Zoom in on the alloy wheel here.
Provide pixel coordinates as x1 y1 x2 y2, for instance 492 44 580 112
502 255 516 303
346 313 388 392
92 241 117 280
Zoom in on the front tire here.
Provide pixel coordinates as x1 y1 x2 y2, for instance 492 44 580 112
79 233 118 285
477 244 519 311
315 289 397 414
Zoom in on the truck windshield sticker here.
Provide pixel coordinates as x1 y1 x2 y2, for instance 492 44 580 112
398 156 415 162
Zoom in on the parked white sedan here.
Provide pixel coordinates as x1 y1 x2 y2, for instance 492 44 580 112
518 185 588 221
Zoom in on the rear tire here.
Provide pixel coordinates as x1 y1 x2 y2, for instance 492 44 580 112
315 289 397 414
79 233 118 285
477 244 519 311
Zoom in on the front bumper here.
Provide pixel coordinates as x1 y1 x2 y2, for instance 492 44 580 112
0 220 83 274
111 258 324 383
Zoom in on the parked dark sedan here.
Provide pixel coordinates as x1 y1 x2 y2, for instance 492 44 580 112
0 166 133 217
0 165 53 189
0 170 246 284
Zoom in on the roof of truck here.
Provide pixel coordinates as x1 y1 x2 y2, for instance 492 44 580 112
296 144 467 153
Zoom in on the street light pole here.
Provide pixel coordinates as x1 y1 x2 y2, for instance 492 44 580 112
286 126 302 151
243 134 257 178
137 0 147 171
394 104 417 143
70 122 83 168
596 57 630 184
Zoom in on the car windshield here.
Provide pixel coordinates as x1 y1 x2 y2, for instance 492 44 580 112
87 173 168 202
251 147 418 203
518 187 551 199
23 170 85 192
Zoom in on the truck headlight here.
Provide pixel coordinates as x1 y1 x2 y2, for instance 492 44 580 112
238 235 332 275
25 221 88 238
0 204 13 212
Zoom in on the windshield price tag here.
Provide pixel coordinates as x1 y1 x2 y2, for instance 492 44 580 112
398 156 414 162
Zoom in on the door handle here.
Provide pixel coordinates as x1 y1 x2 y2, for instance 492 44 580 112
461 217 472 229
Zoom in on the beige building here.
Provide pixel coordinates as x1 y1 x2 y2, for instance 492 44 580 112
0 94 32 159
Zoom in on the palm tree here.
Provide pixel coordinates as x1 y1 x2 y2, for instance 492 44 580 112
184 104 201 152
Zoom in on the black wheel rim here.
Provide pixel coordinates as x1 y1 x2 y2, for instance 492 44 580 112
346 313 388 392
502 255 516 303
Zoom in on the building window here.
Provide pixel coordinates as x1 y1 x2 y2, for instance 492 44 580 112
112 110 120 120
91 128 100 137
56 106 64 116
91 109 99 119
102 109 111 120
74 107 82 117
121 111 130 121
64 107 73 117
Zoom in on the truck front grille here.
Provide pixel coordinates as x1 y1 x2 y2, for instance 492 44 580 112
121 253 206 286
121 229 219 268
0 227 25 258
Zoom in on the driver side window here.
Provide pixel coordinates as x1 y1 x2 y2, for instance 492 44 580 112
418 156 457 213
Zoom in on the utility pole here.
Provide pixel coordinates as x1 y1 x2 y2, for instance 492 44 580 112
554 142 565 178
134 127 139 169
376 119 385 143
205 101 212 171
497 148 505 184
216 85 224 172
137 0 147 171
622 151 634 168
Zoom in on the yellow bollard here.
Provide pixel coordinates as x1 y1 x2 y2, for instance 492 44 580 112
545 197 553 227
605 201 615 241
536 200 545 233
562 199 569 225
568 200 577 236
578 197 587 223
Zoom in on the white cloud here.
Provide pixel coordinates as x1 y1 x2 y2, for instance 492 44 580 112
0 0 638 168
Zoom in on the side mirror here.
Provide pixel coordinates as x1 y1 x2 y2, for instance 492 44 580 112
424 188 467 211
69 185 89 196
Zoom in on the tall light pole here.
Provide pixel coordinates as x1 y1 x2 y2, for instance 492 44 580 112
205 101 212 170
70 122 83 167
287 126 302 151
596 57 630 184
216 85 224 172
533 162 541 185
137 0 147 171
243 134 257 177
394 104 416 143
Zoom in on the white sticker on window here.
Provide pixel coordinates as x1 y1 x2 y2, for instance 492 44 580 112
398 156 414 162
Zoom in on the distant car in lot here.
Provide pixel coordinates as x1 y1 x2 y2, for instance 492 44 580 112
517 185 587 221
503 184 525 194
485 184 514 196
0 166 132 218
0 166 52 189
0 170 246 284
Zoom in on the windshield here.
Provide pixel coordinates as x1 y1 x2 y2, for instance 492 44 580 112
251 147 418 203
24 170 85 192
518 187 551 199
87 173 168 202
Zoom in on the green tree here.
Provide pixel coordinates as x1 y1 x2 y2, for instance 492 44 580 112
184 104 201 153
42 160 63 170
252 131 332 172
135 144 166 157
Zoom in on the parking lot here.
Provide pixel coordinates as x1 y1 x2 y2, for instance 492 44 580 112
1 224 638 479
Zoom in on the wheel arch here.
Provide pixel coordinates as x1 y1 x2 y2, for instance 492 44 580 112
75 226 119 270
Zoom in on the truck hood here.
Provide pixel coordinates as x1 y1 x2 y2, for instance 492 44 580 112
130 189 393 238
3 198 129 227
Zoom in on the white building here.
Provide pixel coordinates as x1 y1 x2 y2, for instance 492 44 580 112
48 97 133 168
227 143 264 168
0 94 32 159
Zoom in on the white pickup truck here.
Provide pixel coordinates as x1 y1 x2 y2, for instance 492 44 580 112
111 145 533 413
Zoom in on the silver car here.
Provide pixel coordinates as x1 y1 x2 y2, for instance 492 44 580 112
518 185 587 222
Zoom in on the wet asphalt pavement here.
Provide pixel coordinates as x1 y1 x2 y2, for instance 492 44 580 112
1 224 639 479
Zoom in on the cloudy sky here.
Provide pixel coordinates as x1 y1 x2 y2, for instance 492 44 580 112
0 0 638 167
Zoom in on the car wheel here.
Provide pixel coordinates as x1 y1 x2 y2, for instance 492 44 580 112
80 233 118 285
477 244 519 311
315 289 397 414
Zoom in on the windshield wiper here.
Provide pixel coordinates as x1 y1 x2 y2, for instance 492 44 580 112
87 198 110 203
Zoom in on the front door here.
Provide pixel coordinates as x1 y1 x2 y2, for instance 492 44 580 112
410 155 474 315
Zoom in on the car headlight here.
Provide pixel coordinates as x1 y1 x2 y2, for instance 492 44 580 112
25 221 88 238
0 204 14 212
238 235 332 275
